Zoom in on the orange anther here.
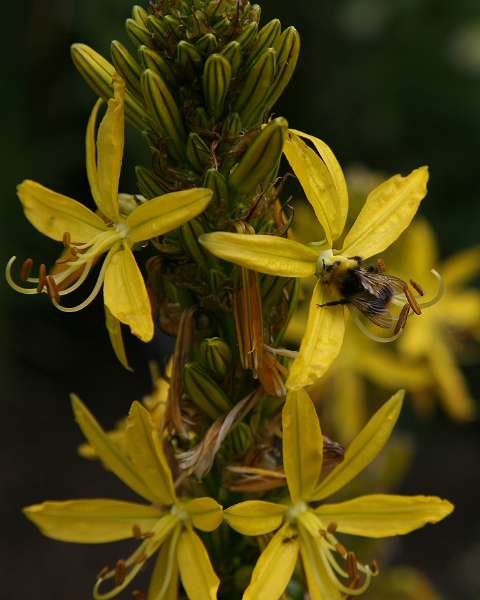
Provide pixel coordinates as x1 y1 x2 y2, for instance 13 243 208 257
46 276 60 304
62 232 71 247
394 303 410 335
97 566 109 579
335 542 347 557
20 258 33 281
404 285 422 315
114 559 127 587
327 522 338 533
410 279 425 296
36 264 47 293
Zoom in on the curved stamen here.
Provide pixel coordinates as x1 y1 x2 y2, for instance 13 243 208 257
417 269 444 309
6 257 43 295
349 308 403 343
49 249 115 313
55 260 93 296
319 546 372 596
151 526 180 599
264 344 299 359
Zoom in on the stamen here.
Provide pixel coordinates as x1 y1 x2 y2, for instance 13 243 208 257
347 552 358 580
376 258 385 273
98 566 110 579
63 232 71 247
394 303 410 335
20 258 33 281
114 560 126 587
335 542 347 558
404 285 422 315
410 278 425 296
327 522 338 533
417 269 444 309
37 264 47 293
5 257 44 294
132 525 142 539
46 276 60 304
264 344 299 359
132 592 145 600
370 559 380 574
349 308 403 343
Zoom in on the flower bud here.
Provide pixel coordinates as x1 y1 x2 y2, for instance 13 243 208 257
126 18 153 49
200 337 232 379
221 41 242 76
204 169 230 208
135 166 170 199
235 22 258 51
244 18 281 71
110 40 143 100
195 33 218 54
131 5 148 28
202 54 232 120
183 362 231 419
265 26 301 112
229 117 288 195
177 40 203 72
138 45 176 87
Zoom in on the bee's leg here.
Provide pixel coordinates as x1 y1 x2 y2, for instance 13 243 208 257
317 299 350 308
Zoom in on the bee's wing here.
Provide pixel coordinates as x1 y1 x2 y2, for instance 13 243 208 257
349 293 394 329
355 270 406 298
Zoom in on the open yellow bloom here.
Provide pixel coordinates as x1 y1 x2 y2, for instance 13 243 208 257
24 397 223 600
225 389 453 600
200 131 429 389
6 76 212 342
393 219 480 421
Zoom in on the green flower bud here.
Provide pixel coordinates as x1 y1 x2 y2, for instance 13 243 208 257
204 169 229 208
181 218 210 271
195 33 218 54
125 18 153 49
228 422 253 455
221 41 242 76
229 116 288 195
221 112 242 137
138 45 176 87
186 133 212 173
141 69 186 162
235 21 258 51
131 5 148 28
244 18 281 71
183 362 231 419
146 15 171 50
135 166 170 198
110 40 143 100
176 40 203 72
202 54 232 120
265 26 301 112
200 337 232 379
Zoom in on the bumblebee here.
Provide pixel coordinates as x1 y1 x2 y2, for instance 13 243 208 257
317 256 421 331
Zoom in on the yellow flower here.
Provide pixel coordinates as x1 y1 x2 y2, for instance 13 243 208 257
224 389 453 600
392 219 480 421
6 76 212 343
200 130 430 389
24 396 223 600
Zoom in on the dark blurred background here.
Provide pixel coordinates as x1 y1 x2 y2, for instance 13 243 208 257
1 1 480 598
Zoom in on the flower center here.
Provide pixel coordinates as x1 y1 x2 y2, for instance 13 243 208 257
114 221 129 238
285 501 308 523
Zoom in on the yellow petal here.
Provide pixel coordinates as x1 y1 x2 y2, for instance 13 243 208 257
105 305 132 371
311 391 404 500
71 394 156 502
199 232 318 277
243 524 299 600
298 525 342 600
441 290 480 328
224 501 287 536
127 188 212 244
94 77 124 221
177 527 219 600
282 389 323 503
183 497 223 532
328 369 367 445
286 281 345 390
315 494 454 538
17 179 107 243
23 499 163 543
429 336 476 422
340 167 429 259
400 218 438 281
125 401 176 506
358 347 432 390
103 244 154 342
442 246 480 288
148 533 179 600
289 129 348 243
86 99 104 212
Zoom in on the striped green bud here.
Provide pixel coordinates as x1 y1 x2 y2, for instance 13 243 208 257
138 45 175 87
177 40 203 71
212 16 231 34
265 26 301 112
186 133 211 172
229 117 288 195
202 54 232 120
248 4 262 24
194 107 212 130
135 166 170 199
204 169 229 208
221 112 242 137
206 0 231 19
183 362 231 419
131 5 148 28
146 15 170 49
71 43 147 131
141 69 186 162
228 423 253 455
233 48 276 127
195 33 218 54
244 18 281 71
164 15 182 39
181 218 210 271
221 41 242 76
110 40 142 100
235 21 258 51
125 18 153 49
200 337 232 380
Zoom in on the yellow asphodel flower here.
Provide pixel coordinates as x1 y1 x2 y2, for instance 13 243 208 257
393 219 480 421
225 389 453 600
200 131 431 389
24 397 223 600
6 76 212 343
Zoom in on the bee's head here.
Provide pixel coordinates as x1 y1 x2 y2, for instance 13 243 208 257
316 255 360 283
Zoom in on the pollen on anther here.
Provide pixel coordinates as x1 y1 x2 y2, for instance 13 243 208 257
37 264 47 293
20 258 33 281
132 591 146 600
327 521 338 533
63 232 71 247
132 524 142 539
410 279 425 296
347 552 358 579
370 559 380 574
335 542 347 557
404 285 422 315
394 303 410 335
114 559 127 587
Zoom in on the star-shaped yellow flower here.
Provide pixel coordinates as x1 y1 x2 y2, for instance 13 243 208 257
200 131 429 389
6 76 212 343
225 389 453 600
24 396 223 599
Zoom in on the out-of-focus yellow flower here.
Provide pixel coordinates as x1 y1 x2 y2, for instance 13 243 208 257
364 565 443 600
6 76 212 343
200 131 429 389
24 396 222 600
392 219 480 421
224 389 452 600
